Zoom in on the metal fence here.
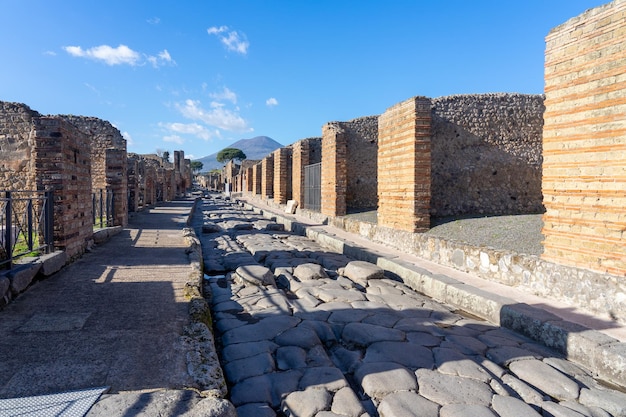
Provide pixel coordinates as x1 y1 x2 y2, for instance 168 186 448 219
304 162 321 212
0 190 54 269
93 189 114 229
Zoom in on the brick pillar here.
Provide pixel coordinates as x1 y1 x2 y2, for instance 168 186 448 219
321 123 347 216
261 155 274 199
292 140 310 207
377 96 431 232
127 158 139 212
246 167 254 193
273 147 292 204
253 163 262 195
541 1 626 276
34 117 92 259
106 148 128 227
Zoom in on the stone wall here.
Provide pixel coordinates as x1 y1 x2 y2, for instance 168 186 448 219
34 117 92 259
253 163 262 195
377 96 432 232
542 0 626 277
344 116 378 211
273 147 292 204
431 94 544 217
0 102 40 192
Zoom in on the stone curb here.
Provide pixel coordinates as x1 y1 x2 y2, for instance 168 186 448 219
238 200 626 389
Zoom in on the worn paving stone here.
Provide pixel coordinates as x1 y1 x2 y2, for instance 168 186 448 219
221 315 301 345
355 362 417 399
491 394 542 417
500 374 547 406
342 322 405 347
282 387 332 417
223 351 274 384
298 366 349 392
235 265 276 287
268 370 304 408
221 340 278 363
416 369 493 406
541 401 587 417
508 358 580 401
236 402 276 417
579 387 626 417
331 387 367 417
293 263 328 281
439 403 498 417
342 260 385 282
230 374 273 406
434 348 491 382
363 341 434 370
377 391 439 417
486 345 540 366
276 346 307 370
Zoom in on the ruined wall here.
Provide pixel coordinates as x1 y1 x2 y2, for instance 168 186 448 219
344 116 378 211
105 148 128 226
273 147 293 204
261 155 274 199
542 0 626 277
321 123 347 216
34 117 92 258
378 96 432 232
241 160 259 193
253 163 262 195
430 94 545 217
0 102 40 191
127 155 139 212
292 138 321 207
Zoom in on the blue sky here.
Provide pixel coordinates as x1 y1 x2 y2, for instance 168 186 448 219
0 0 607 160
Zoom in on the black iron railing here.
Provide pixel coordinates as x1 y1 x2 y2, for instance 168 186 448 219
0 190 54 269
93 189 114 229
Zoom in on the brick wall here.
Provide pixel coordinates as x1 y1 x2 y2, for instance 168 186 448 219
344 116 378 211
261 155 274 199
253 163 262 195
321 123 347 216
273 147 293 204
34 117 92 259
377 96 432 232
542 0 626 276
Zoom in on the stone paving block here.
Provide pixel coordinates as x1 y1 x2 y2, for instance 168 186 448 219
439 404 497 417
491 395 542 417
282 387 332 417
230 374 272 406
221 340 279 363
330 387 366 417
235 265 276 287
274 326 322 349
329 346 362 374
442 334 488 355
415 369 493 406
269 370 304 408
364 341 434 370
224 352 275 384
276 346 307 370
236 402 277 417
293 263 328 280
500 374 547 406
299 366 349 392
509 358 580 401
377 391 439 417
486 345 541 366
342 322 405 347
221 315 301 345
299 320 337 345
540 401 587 417
356 362 417 399
579 387 626 417
434 348 491 382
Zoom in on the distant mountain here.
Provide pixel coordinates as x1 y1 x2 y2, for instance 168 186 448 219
194 136 283 171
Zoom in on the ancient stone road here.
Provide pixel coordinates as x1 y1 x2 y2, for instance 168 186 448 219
197 196 626 417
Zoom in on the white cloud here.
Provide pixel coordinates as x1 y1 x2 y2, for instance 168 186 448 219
64 44 141 66
147 17 160 25
163 134 185 144
266 97 279 107
64 44 174 68
159 122 213 141
210 87 237 104
207 25 249 55
44 50 57 56
176 99 252 133
122 131 134 146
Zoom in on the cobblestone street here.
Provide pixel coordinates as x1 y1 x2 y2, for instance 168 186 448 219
197 196 626 417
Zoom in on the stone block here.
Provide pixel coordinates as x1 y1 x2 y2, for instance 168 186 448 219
8 262 42 294
37 251 67 276
285 200 298 214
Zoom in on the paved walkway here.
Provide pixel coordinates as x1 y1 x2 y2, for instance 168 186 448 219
198 195 626 417
0 200 209 415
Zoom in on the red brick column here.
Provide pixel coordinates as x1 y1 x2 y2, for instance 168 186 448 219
261 155 274 199
34 117 92 259
541 1 626 276
252 163 262 195
321 123 347 216
377 96 432 232
291 140 309 207
106 148 128 227
273 147 292 204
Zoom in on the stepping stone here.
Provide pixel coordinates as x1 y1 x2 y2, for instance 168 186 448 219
342 260 385 283
293 263 328 281
355 362 417 399
235 265 276 287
